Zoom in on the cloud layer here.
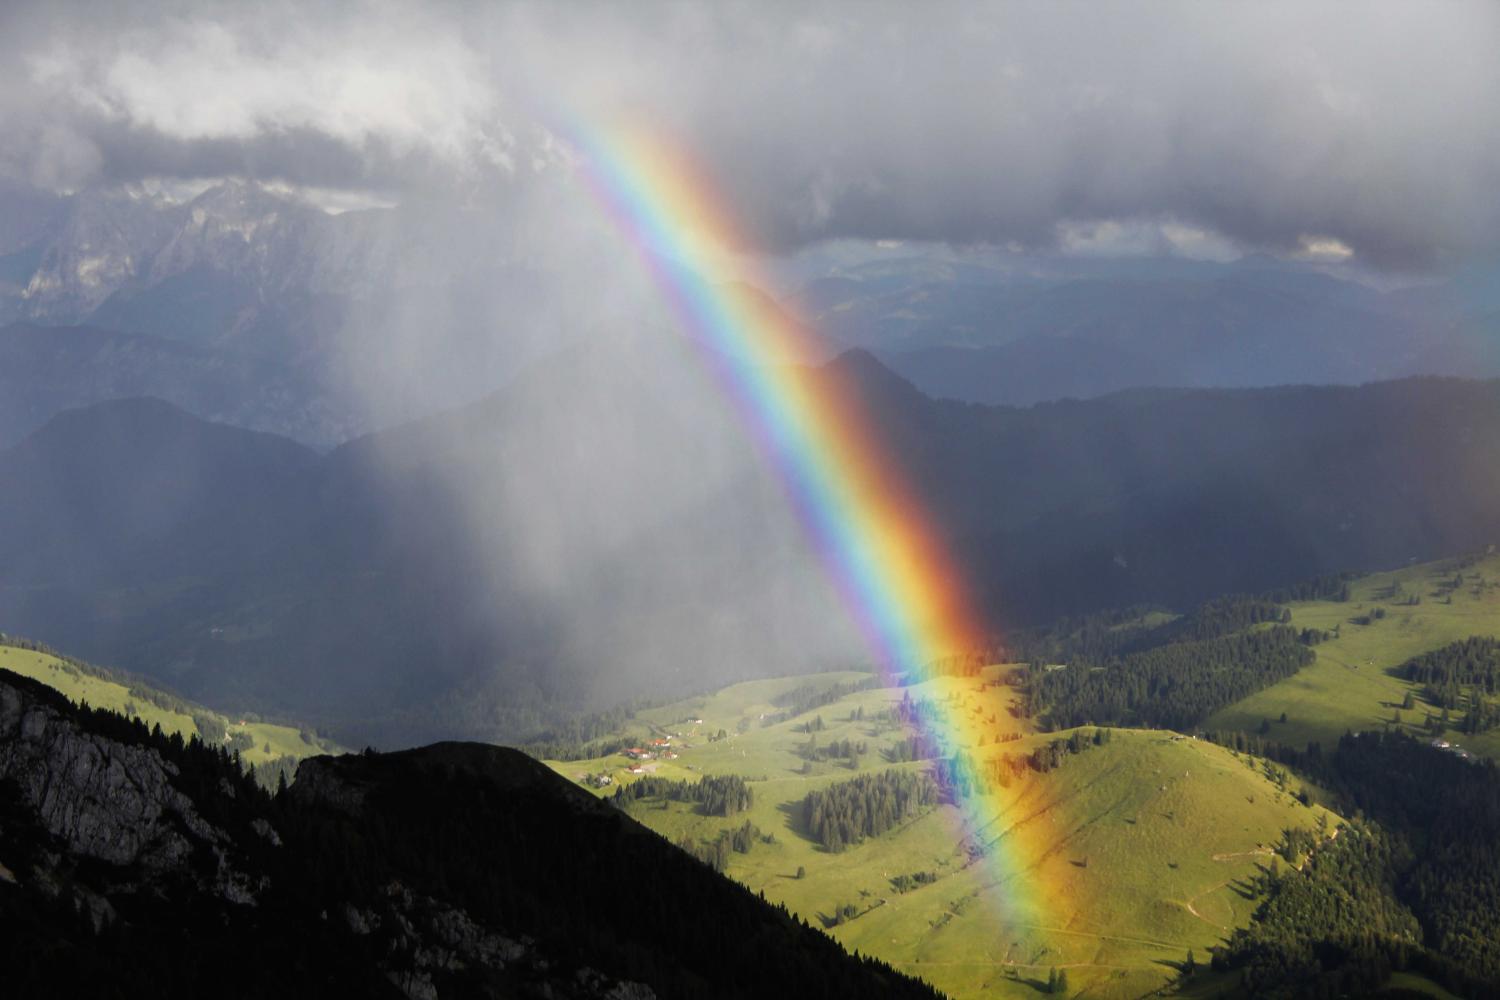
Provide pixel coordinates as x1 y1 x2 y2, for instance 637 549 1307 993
5 1 1497 268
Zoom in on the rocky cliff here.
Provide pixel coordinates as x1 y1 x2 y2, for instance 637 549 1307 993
0 669 942 1000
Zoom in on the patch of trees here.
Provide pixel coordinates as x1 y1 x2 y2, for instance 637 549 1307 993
611 774 753 817
192 711 228 745
1401 636 1500 693
1028 627 1314 731
1206 728 1500 995
886 733 944 763
676 820 763 873
1155 596 1290 644
948 728 1110 796
517 702 647 761
1258 571 1355 604
1400 637 1500 734
765 677 878 725
828 901 861 926
1009 594 1301 668
1215 822 1426 998
803 769 940 852
800 734 868 766
1007 604 1173 665
1349 606 1388 626
890 871 937 893
1321 732 1500 989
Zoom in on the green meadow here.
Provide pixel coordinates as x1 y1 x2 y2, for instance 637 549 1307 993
546 552 1500 998
548 670 1334 999
1208 551 1500 761
0 642 340 776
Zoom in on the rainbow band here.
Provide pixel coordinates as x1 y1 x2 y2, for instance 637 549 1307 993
565 122 1036 930
567 125 983 676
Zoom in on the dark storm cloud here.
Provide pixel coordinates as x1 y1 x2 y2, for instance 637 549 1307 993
3 0 1498 268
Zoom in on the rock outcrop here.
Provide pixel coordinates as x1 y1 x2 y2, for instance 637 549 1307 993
0 672 258 905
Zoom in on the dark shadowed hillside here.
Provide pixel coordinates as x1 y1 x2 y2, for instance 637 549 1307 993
0 667 941 999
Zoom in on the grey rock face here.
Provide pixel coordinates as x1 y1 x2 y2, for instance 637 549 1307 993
0 679 251 902
285 754 370 815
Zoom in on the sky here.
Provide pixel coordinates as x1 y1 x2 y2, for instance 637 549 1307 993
3 0 1498 272
2 0 1498 715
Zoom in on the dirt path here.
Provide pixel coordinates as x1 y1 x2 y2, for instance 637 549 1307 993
1182 883 1232 930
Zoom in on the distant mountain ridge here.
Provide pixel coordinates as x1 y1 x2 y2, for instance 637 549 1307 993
5 179 1499 442
5 353 1500 747
791 253 1500 405
0 322 358 447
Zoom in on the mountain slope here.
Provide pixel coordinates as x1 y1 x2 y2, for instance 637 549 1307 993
792 253 1496 407
0 322 357 447
0 397 318 587
7 357 1500 743
0 667 942 999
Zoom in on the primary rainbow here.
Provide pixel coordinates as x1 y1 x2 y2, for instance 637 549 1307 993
564 121 1039 925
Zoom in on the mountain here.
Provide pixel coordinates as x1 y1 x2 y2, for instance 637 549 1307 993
0 322 358 448
2 181 328 336
0 397 318 587
789 252 1500 406
0 179 659 442
7 354 1500 746
7 178 1497 450
0 667 940 999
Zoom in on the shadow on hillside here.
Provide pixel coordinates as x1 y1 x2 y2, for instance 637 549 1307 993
1227 876 1258 900
775 799 822 848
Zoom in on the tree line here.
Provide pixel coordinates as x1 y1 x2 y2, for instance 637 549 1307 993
1026 626 1314 731
1401 635 1500 691
1399 636 1500 734
676 820 763 873
611 774 753 817
802 769 940 852
763 677 879 727
1206 729 1500 996
1007 591 1324 667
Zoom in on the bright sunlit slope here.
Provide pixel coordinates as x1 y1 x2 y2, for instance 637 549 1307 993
0 638 341 780
1208 550 1500 761
545 670 1335 1000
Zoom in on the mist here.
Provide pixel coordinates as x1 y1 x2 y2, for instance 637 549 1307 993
3 0 1500 734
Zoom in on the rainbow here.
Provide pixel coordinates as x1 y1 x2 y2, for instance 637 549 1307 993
563 122 1039 925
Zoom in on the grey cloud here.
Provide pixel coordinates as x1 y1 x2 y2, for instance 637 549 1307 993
3 1 1498 268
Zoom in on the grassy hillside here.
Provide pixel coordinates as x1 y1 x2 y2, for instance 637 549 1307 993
0 639 339 779
1208 551 1500 760
546 670 1335 999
